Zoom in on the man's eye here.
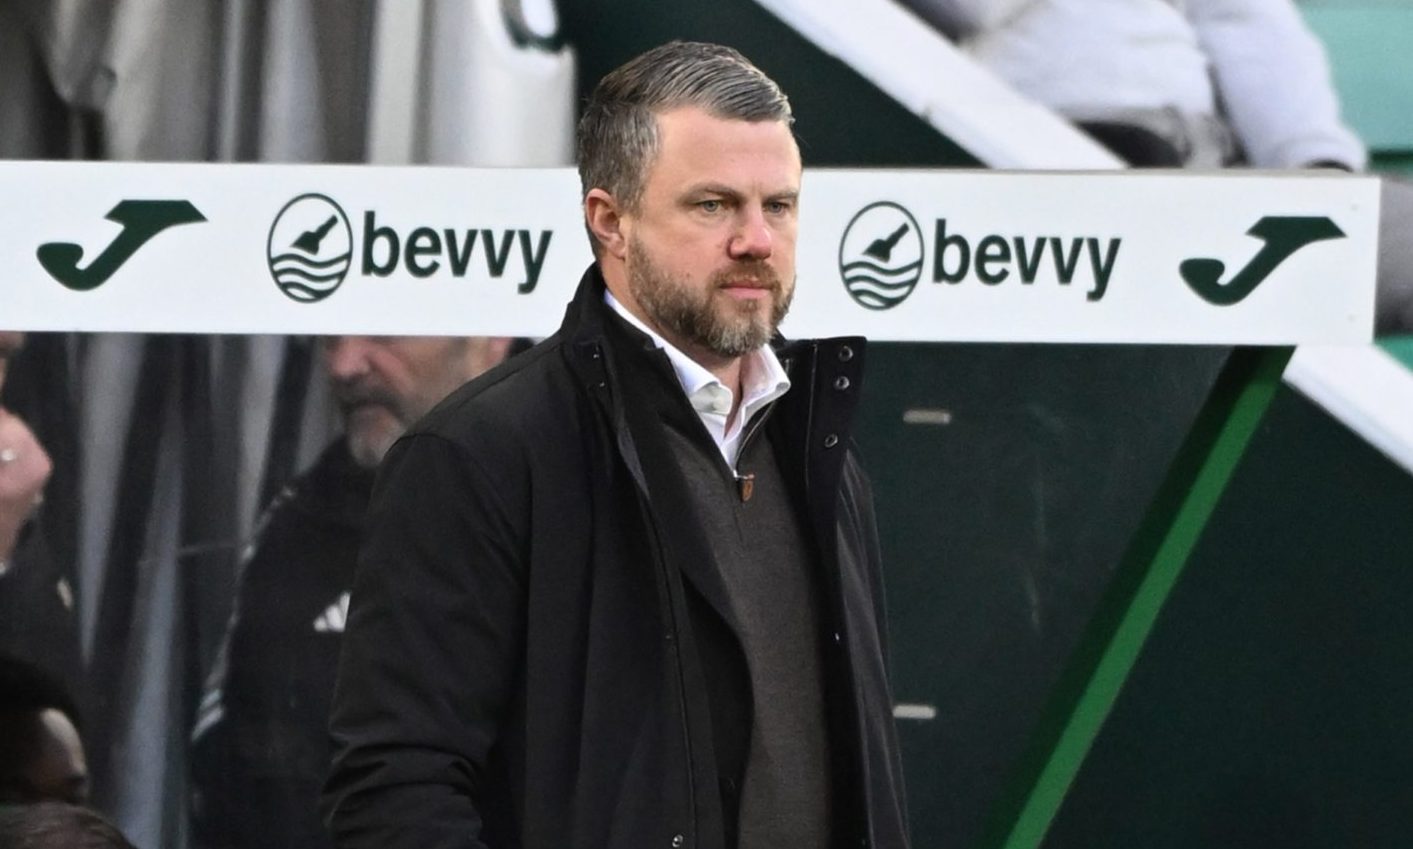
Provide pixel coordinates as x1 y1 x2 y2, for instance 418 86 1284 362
698 200 722 213
765 201 791 215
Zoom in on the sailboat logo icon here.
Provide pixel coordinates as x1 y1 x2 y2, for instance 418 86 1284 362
838 201 924 310
267 193 354 303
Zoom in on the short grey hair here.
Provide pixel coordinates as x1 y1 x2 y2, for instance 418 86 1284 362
577 41 795 253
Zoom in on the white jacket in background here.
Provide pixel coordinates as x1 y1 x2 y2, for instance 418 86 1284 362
903 0 1367 169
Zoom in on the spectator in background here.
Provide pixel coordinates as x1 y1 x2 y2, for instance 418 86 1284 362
0 802 137 849
0 333 80 700
901 0 1367 169
188 335 512 849
0 653 88 806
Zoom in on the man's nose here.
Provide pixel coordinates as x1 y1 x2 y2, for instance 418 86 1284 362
728 208 773 260
323 336 375 381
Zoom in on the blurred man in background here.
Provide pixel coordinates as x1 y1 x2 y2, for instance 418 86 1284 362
189 335 511 849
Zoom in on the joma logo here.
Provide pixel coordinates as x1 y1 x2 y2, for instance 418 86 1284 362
37 200 206 291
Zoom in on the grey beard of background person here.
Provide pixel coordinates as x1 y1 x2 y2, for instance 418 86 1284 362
323 336 515 469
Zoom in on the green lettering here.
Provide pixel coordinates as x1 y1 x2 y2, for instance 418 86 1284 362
361 211 399 277
1013 237 1045 283
932 219 970 283
405 227 442 278
975 235 1011 285
1049 237 1083 284
444 229 476 276
518 230 552 294
481 229 515 278
1087 238 1121 302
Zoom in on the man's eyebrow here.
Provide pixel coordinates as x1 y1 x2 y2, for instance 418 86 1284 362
680 183 800 201
681 182 739 198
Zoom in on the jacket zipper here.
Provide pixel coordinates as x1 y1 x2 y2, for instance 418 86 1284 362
601 359 699 844
583 339 700 841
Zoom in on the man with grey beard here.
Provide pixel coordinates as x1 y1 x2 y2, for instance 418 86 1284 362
324 42 910 849
190 336 509 849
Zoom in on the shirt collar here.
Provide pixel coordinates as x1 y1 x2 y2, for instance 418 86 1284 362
604 290 790 420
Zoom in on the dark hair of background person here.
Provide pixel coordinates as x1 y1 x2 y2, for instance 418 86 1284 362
0 802 138 849
0 654 80 725
0 654 83 803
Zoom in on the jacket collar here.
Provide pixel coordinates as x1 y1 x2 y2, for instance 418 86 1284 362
558 262 867 499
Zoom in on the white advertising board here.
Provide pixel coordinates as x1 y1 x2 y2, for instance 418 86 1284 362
1 162 1379 343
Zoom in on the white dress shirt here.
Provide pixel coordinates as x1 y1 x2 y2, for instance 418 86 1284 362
606 291 791 469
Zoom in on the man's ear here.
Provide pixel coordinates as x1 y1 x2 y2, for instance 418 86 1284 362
584 188 628 260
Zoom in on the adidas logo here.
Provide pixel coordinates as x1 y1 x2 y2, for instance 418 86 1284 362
313 592 351 633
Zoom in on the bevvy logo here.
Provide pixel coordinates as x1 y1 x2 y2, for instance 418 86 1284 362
268 193 555 303
837 202 925 310
837 200 1350 314
838 200 1122 308
267 194 353 303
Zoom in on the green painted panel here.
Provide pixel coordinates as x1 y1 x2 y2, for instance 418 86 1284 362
1370 152 1413 175
1379 333 1413 367
981 348 1292 849
1301 6 1413 151
858 344 1230 849
1043 386 1413 848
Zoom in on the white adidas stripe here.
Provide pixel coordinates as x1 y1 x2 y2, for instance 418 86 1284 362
313 592 352 633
